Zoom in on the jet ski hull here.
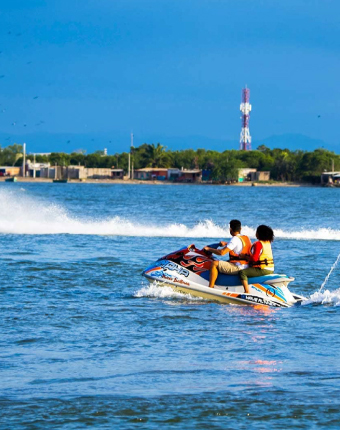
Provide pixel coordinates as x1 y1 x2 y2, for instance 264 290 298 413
142 245 305 307
143 277 290 307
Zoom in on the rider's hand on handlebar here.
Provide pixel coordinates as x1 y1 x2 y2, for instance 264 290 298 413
203 246 212 255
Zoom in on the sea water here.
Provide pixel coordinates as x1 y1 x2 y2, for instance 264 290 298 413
0 184 339 429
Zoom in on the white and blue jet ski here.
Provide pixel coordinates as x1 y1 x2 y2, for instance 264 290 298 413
142 244 305 307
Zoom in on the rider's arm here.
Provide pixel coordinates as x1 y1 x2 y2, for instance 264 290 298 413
249 242 262 263
204 246 231 256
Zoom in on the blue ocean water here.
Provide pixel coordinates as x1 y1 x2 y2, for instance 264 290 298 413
0 183 340 429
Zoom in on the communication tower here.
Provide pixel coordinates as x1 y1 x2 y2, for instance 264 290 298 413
239 87 252 150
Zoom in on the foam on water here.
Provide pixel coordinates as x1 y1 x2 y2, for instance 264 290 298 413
134 282 203 301
1 188 340 240
138 284 340 307
273 228 340 241
138 282 340 307
302 288 340 306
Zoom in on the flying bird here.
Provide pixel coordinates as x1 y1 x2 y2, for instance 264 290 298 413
33 96 39 99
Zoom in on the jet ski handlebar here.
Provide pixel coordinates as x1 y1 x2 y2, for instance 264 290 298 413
202 242 221 256
205 243 222 250
188 243 221 256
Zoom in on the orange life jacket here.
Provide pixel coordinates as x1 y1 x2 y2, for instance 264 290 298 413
229 235 252 265
251 241 274 271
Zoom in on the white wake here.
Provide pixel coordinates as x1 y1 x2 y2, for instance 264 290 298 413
302 289 340 306
0 188 340 240
134 282 203 301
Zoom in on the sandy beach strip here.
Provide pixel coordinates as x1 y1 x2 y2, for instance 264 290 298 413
0 177 318 186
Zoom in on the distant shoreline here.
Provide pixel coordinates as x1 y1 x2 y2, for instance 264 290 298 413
0 177 321 187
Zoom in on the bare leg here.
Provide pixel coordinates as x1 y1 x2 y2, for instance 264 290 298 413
209 261 219 288
241 279 250 294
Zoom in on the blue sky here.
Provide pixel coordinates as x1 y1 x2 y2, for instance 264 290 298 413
0 0 339 153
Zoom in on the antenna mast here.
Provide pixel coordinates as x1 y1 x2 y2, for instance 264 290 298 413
239 87 252 150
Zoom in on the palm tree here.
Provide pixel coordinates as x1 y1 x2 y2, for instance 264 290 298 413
147 143 169 167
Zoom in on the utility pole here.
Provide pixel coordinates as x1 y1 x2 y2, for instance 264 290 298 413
331 159 334 172
33 153 36 179
128 141 131 179
22 143 26 177
131 132 134 180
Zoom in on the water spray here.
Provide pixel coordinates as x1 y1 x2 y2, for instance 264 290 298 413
319 252 340 293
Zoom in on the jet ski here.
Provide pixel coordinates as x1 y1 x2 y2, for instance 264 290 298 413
142 244 305 307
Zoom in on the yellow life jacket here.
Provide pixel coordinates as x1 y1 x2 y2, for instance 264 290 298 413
229 235 252 265
252 241 274 271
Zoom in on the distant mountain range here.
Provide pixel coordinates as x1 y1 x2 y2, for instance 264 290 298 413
0 131 338 154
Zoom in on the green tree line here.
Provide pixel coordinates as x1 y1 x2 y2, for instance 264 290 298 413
1 143 339 182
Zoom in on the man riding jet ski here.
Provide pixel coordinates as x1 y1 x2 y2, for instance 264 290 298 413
204 223 278 295
202 219 251 289
142 222 305 307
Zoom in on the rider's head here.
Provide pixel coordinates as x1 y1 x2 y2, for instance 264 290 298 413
229 219 241 235
256 225 275 242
